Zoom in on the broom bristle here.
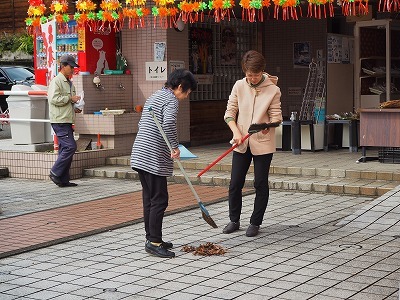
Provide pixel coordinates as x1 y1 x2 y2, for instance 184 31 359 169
202 211 218 228
248 122 281 133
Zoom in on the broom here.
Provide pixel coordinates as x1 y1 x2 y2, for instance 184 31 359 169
148 107 218 229
197 121 281 177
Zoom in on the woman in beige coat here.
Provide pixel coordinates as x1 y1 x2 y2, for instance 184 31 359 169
223 50 282 237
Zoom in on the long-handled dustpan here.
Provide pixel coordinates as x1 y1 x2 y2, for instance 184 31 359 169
148 107 218 228
197 121 281 177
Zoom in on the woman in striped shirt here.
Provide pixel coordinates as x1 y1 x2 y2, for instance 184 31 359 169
131 69 197 258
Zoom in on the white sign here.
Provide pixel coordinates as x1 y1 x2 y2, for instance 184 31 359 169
146 61 168 81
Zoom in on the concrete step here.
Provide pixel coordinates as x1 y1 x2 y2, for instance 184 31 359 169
105 155 400 183
83 165 398 197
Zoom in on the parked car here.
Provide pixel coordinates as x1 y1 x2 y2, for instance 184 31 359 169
0 66 35 112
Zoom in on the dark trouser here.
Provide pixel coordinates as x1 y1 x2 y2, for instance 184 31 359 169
51 123 77 184
228 147 273 226
136 170 168 243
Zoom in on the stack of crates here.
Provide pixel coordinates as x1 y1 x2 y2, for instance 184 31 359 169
378 147 400 163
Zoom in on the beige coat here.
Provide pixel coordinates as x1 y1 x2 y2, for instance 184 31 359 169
48 72 77 124
224 73 282 155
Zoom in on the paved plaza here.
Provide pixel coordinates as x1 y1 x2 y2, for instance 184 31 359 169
1 122 400 299
1 175 400 299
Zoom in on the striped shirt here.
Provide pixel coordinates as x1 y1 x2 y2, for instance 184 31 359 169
131 87 179 177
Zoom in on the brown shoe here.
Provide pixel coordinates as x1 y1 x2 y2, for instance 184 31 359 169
245 224 260 237
222 221 240 234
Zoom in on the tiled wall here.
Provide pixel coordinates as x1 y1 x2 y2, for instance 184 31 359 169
0 149 113 180
263 17 328 118
73 74 134 114
121 25 191 143
74 113 140 155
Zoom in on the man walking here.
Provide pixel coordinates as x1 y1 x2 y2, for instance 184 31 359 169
48 55 81 187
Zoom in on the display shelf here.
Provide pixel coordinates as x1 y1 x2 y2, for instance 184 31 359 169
354 20 400 108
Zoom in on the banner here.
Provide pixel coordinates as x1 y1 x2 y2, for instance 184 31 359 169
40 19 57 84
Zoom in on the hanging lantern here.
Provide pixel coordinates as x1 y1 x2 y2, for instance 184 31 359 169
123 0 150 28
273 0 301 20
74 0 97 29
208 0 234 22
152 0 179 29
99 0 123 31
26 0 47 34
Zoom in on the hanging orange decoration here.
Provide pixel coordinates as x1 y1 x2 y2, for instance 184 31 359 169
307 0 334 18
99 0 123 31
26 0 47 34
240 0 271 22
74 0 97 29
379 0 399 12
179 1 207 23
50 0 69 23
123 0 150 28
341 0 369 16
209 0 235 23
273 0 301 20
152 0 179 29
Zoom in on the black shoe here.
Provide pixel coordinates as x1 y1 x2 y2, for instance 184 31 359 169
246 224 260 237
49 172 62 185
161 241 173 249
145 241 175 258
58 182 78 187
222 221 240 234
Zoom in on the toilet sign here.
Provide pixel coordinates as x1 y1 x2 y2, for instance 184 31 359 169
146 61 168 81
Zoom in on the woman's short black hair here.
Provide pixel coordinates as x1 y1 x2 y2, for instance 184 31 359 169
165 69 197 92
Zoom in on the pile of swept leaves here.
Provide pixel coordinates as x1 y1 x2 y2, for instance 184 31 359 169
181 242 227 256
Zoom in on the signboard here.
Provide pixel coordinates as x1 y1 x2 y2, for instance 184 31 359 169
288 87 303 96
293 42 311 68
194 74 213 85
327 34 354 64
145 61 168 81
169 60 185 73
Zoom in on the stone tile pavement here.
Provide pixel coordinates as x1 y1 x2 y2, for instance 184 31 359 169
1 181 400 298
1 143 400 299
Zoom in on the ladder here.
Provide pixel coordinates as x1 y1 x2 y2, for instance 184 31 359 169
299 60 326 123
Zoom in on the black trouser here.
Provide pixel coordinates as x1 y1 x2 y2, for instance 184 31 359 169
137 170 168 243
228 147 273 226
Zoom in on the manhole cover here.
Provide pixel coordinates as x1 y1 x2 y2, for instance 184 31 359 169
339 244 362 249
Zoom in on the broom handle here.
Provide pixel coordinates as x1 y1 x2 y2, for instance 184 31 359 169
148 107 205 207
197 133 251 177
